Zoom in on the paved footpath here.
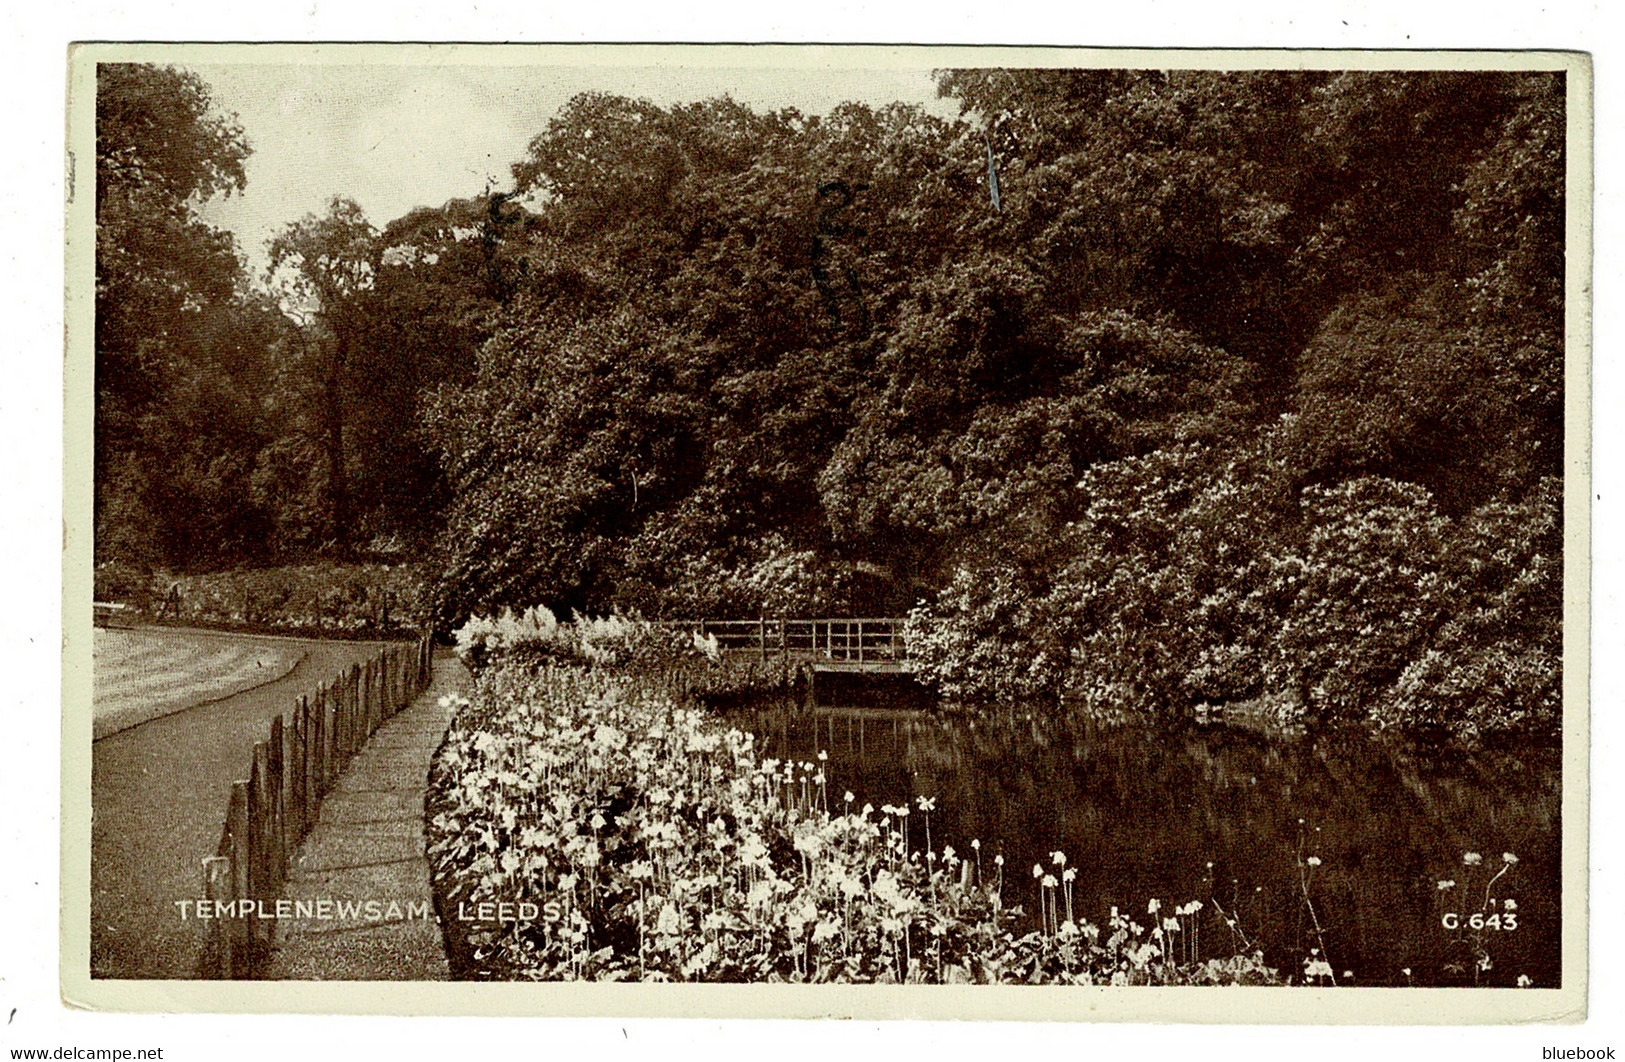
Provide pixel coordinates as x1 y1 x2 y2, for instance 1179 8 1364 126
264 650 467 980
91 635 413 980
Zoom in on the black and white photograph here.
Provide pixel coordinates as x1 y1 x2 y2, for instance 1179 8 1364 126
51 40 1593 1030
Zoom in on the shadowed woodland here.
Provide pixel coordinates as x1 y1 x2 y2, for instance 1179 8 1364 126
95 65 1564 740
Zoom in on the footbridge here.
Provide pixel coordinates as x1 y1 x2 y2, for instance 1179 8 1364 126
666 618 910 675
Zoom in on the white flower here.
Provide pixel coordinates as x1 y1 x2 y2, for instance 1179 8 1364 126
1463 851 1483 866
1306 856 1322 867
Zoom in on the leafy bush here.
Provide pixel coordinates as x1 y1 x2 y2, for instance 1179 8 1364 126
902 566 1057 704
154 562 431 634
452 605 720 675
1373 478 1562 738
1267 477 1451 720
904 439 1560 741
94 558 153 606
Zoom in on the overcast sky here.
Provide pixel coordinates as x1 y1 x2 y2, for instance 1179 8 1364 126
189 61 958 278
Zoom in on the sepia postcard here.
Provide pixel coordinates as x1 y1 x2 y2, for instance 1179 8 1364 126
62 42 1591 1022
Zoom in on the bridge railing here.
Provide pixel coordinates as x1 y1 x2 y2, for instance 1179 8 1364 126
658 618 906 664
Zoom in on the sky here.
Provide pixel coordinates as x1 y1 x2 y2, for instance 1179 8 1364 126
189 60 959 278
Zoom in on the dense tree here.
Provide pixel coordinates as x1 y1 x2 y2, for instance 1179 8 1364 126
95 64 1564 740
267 197 382 551
95 63 267 573
896 70 1565 737
425 95 985 623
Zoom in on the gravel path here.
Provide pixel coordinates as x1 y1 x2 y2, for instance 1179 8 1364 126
90 634 411 980
264 650 466 980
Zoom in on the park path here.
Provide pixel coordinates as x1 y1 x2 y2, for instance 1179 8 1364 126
263 649 466 980
91 634 410 980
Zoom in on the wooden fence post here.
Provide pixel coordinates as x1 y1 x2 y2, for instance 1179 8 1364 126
335 670 348 758
324 686 339 785
227 780 251 960
201 855 233 978
337 670 350 760
332 672 345 761
313 685 328 796
267 717 286 882
249 742 272 942
349 664 362 752
303 696 320 824
329 673 342 764
288 700 306 847
328 674 341 764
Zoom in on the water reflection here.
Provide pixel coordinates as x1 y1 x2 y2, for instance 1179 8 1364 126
724 691 1561 988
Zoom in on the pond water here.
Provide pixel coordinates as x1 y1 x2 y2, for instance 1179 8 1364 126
726 689 1562 988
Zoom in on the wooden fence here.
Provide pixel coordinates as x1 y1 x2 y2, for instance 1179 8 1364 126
663 618 906 667
198 634 434 978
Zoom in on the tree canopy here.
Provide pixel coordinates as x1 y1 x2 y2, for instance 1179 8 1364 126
95 63 270 571
93 65 1567 738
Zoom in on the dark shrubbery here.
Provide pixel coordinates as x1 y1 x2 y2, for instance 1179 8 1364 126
143 563 432 636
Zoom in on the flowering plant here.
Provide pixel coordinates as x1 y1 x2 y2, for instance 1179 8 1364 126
426 657 1278 984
